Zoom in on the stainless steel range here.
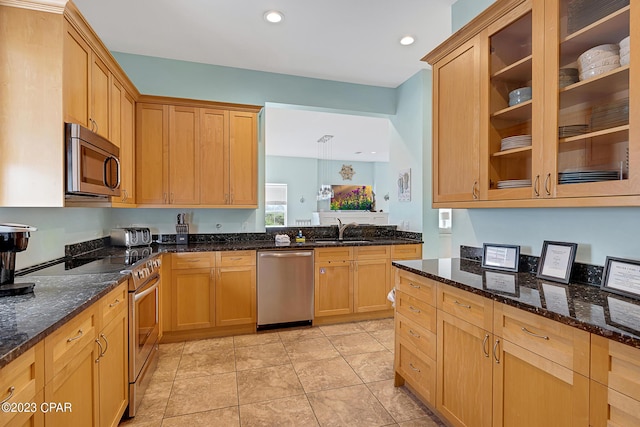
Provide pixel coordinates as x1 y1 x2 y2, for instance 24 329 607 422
126 253 161 417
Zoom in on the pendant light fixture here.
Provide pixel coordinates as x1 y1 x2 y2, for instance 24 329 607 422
317 134 334 200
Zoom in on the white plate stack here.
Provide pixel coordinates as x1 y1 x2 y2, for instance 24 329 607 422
619 36 630 66
497 179 532 189
500 134 532 151
578 44 620 81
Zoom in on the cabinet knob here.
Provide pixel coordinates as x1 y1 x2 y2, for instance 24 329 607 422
533 175 540 197
472 181 478 200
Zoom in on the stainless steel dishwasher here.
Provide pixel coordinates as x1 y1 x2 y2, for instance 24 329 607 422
257 250 314 330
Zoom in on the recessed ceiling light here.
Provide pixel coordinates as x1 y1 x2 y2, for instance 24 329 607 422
355 151 363 154
371 151 377 154
400 36 415 46
264 10 284 23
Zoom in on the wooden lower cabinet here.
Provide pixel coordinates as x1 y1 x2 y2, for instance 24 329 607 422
354 259 391 313
215 265 256 326
590 334 640 426
493 337 589 427
0 342 44 427
436 310 493 427
171 267 215 330
314 260 353 317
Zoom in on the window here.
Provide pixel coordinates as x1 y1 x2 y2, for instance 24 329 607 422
265 183 287 226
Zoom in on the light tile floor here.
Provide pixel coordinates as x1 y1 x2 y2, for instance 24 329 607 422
119 319 446 427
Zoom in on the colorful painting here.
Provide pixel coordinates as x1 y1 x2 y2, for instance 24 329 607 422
330 185 373 211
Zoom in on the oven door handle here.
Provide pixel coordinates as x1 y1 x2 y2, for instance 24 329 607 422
134 277 159 302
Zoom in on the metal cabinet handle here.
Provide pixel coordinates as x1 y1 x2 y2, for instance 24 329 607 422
521 327 549 340
453 300 471 309
224 194 229 204
409 283 421 289
67 329 83 342
409 363 421 373
109 298 121 308
121 189 128 202
493 339 500 364
0 387 15 404
482 334 490 357
472 181 479 199
95 338 104 363
163 192 168 203
409 306 421 313
100 333 109 355
544 173 551 196
230 193 234 204
170 193 175 203
409 329 421 338
533 175 540 197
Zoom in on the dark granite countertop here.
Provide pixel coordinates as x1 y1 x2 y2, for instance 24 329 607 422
154 237 421 253
393 258 640 349
0 272 128 369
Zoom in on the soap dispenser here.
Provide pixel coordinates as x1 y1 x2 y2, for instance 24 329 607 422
295 229 306 243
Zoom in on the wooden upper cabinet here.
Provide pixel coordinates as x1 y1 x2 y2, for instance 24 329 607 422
431 35 481 204
136 103 168 205
119 90 136 205
425 0 639 207
229 111 258 206
135 97 260 207
63 19 111 139
200 108 229 205
63 21 90 128
169 106 200 204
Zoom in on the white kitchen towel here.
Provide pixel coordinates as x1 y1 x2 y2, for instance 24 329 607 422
275 234 291 244
387 288 396 307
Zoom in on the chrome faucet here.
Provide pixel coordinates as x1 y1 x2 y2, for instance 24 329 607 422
337 218 358 240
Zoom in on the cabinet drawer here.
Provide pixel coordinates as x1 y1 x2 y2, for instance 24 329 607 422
396 313 436 360
397 341 436 405
355 245 390 260
591 334 640 400
590 379 640 427
315 247 353 262
494 302 590 376
396 292 436 333
391 244 422 260
44 306 98 383
217 250 256 267
437 283 493 331
171 252 214 269
0 341 44 426
100 282 127 327
396 269 436 306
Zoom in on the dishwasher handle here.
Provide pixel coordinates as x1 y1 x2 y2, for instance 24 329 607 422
259 251 313 258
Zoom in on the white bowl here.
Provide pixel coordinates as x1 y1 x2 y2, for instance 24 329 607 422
509 86 532 98
578 55 620 72
579 64 620 80
620 46 630 56
621 53 629 66
578 44 620 65
619 36 630 49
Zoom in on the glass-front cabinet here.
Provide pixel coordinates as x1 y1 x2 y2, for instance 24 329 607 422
547 0 635 198
426 0 638 207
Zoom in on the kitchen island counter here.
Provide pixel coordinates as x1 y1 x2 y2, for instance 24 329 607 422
393 258 640 349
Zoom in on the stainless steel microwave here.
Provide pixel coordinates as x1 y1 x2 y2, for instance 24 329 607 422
65 123 121 198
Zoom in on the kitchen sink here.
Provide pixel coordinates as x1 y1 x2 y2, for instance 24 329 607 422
312 239 372 244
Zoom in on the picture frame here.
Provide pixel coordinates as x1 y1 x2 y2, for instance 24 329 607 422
536 241 577 284
601 256 640 300
482 243 520 272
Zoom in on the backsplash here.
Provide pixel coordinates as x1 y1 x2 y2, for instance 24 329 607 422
459 245 603 287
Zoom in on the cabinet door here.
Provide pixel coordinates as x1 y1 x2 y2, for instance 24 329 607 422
136 103 168 204
545 0 636 198
215 265 256 326
436 310 492 427
119 90 136 204
432 35 481 203
90 53 110 139
169 106 200 204
44 340 99 427
314 260 353 317
200 108 229 205
63 21 90 127
109 79 122 148
492 337 589 427
590 380 640 427
228 111 258 206
353 258 391 312
98 310 128 427
485 0 545 201
171 268 215 330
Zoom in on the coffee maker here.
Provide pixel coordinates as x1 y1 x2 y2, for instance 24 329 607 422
0 223 37 296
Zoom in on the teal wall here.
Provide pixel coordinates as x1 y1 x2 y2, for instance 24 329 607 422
448 0 640 265
452 0 495 32
113 52 397 115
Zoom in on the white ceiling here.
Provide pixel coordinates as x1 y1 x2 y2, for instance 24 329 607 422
73 0 456 162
